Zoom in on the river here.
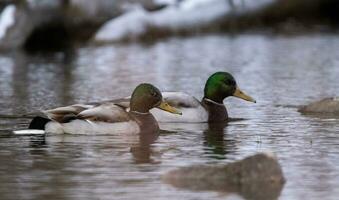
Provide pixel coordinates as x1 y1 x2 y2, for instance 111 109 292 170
0 34 339 200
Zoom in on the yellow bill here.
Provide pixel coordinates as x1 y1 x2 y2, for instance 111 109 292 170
158 101 182 115
233 87 256 103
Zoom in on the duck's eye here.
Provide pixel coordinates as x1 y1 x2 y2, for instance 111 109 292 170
226 80 236 86
151 91 158 97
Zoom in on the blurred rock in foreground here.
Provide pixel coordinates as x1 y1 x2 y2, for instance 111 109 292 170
299 97 339 115
163 152 285 200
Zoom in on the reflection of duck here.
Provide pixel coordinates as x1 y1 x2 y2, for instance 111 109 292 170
130 131 159 164
152 72 255 122
26 83 181 135
203 122 237 159
29 135 46 148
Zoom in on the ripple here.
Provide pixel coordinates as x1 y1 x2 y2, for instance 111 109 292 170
1 34 339 200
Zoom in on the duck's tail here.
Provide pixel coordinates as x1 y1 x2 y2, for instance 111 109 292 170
29 116 51 130
12 116 50 135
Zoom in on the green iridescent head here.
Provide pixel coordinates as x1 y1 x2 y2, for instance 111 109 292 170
130 83 182 114
203 72 256 103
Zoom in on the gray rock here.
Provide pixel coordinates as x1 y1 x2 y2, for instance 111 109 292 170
0 0 162 51
298 97 339 115
0 1 117 50
163 152 285 200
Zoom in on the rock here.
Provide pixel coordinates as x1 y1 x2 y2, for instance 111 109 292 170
0 3 66 50
0 0 121 51
298 97 339 115
163 152 285 200
0 0 162 51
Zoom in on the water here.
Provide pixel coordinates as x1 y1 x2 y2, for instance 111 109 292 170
1 34 339 200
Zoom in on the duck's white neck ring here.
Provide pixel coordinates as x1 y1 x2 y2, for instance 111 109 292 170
130 110 150 115
203 98 224 106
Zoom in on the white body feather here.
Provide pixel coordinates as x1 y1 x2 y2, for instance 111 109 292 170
42 103 140 135
151 92 209 123
45 120 140 135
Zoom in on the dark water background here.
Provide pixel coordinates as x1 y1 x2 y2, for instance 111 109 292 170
0 34 339 200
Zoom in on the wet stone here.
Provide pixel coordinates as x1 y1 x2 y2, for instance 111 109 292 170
298 97 339 115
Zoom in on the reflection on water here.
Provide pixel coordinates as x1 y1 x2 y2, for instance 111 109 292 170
1 34 339 200
203 122 236 160
130 131 159 164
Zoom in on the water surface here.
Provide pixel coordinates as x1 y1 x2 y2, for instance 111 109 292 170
1 34 339 200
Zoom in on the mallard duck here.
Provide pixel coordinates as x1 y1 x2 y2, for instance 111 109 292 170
149 72 256 122
24 83 181 135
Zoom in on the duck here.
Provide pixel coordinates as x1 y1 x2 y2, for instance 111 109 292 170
149 71 256 123
25 83 182 135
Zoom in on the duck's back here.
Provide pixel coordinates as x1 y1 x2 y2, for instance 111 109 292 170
46 119 140 135
150 92 208 123
44 103 140 135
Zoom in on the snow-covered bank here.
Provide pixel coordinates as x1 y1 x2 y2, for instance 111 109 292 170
1 0 338 50
94 0 230 43
93 0 274 43
93 0 339 43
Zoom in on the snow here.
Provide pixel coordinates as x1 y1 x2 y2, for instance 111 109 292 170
180 0 222 10
153 0 229 28
0 5 16 40
94 0 231 43
94 0 275 43
154 0 178 6
94 5 149 42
